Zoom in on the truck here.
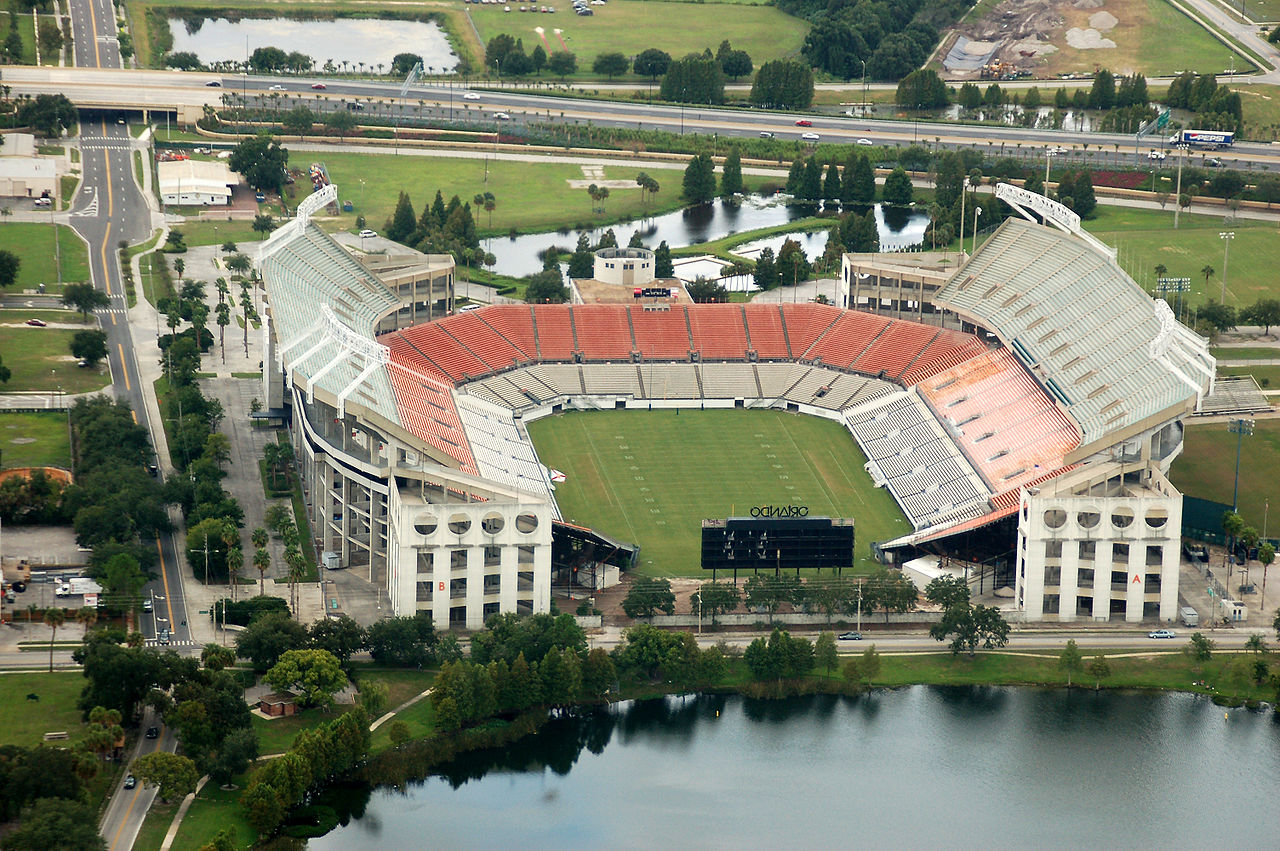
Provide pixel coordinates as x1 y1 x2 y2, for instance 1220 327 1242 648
1180 606 1199 627
55 577 104 597
1169 129 1234 148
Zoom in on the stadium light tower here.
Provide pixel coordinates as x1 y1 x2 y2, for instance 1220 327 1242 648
1229 417 1254 512
1219 232 1235 302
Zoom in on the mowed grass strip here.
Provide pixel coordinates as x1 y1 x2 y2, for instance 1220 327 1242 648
0 672 90 748
528 408 908 577
0 411 72 469
0 223 90 293
468 0 806 73
311 151 688 237
1168 418 1280 534
0 325 111 394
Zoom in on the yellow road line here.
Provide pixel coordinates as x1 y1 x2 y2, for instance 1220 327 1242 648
156 538 176 633
108 783 142 851
116 343 130 391
86 0 102 68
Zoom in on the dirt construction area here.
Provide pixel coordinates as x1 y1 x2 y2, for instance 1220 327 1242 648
941 0 1222 79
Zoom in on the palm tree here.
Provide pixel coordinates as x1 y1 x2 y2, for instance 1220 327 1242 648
43 606 65 672
228 545 243 602
75 606 98 637
254 547 271 597
263 441 281 491
285 548 307 618
1202 264 1215 288
221 522 239 600
1154 263 1167 283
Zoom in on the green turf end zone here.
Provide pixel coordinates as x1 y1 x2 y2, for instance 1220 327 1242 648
527 407 909 577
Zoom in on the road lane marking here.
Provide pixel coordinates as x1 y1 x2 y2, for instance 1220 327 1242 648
108 782 142 851
117 343 130 390
156 538 176 634
86 0 102 67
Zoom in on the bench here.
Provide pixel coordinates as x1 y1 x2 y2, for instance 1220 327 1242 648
43 731 69 741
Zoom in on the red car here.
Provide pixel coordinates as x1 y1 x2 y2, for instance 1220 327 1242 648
25 318 47 326
311 83 327 90
794 119 812 127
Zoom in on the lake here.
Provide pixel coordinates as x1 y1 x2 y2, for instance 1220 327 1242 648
167 18 459 72
309 687 1280 849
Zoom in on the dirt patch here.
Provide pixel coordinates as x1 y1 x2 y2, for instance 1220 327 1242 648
1066 26 1117 48
1089 10 1118 28
944 0 1133 78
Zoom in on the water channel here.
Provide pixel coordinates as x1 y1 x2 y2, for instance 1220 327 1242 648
310 687 1280 849
487 196 930 278
167 18 459 72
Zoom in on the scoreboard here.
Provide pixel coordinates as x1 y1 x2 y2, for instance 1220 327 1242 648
701 513 854 573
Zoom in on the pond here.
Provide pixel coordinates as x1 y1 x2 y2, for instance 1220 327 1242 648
487 197 930 278
166 17 459 73
310 687 1280 849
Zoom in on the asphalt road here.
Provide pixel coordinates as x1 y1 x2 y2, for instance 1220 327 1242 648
98 708 173 851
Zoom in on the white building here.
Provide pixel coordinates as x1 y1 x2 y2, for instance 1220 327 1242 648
0 157 56 199
158 159 236 206
593 246 655 286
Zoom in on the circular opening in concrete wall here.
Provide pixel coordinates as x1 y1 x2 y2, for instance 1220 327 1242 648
413 514 439 536
448 514 471 535
1043 509 1066 529
515 513 538 533
1145 509 1168 529
1111 507 1134 529
481 513 505 535
1077 510 1100 530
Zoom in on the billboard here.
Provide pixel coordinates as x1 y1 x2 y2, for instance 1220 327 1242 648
701 515 854 572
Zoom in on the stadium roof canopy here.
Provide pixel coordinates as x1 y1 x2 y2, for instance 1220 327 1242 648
934 217 1213 452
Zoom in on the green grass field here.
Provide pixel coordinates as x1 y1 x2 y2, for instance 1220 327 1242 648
0 672 90 748
468 0 807 75
0 324 111 394
1169 418 1280 534
1219 364 1280 386
1211 346 1280 360
312 151 690 236
528 408 908 576
0 411 72 470
0 223 90 293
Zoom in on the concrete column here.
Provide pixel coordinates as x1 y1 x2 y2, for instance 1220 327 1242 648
430 549 449 627
1125 541 1144 623
465 546 484 629
532 539 552 614
1059 542 1079 623
1092 543 1110 622
499 542 518 612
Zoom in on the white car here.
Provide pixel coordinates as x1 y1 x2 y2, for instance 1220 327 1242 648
494 112 511 121
359 229 377 239
269 84 284 91
856 138 874 146
463 92 481 100
801 132 820 141
1147 149 1166 160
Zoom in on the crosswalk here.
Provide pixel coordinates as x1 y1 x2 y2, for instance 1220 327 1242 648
145 638 196 648
71 188 99 217
100 308 128 316
79 142 132 151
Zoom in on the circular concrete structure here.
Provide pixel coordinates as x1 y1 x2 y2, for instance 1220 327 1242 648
593 247 655 286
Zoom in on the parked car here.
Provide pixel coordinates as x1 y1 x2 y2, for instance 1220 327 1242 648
838 631 863 641
801 132 820 141
254 192 266 202
1148 629 1177 639
123 775 137 790
311 83 327 90
359 229 377 238
33 197 51 207
143 598 153 612
794 119 812 127
25 318 47 326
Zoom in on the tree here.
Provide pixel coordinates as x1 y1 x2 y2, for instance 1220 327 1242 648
844 155 875 204
858 644 881 686
1089 69 1116 110
749 59 813 109
366 615 437 668
525 267 569 303
388 720 411 749
75 605 98 637
685 277 728 303
387 191 417 243
201 643 237 671
281 106 314 138
548 51 577 80
924 574 970 610
265 649 348 709
61 282 110 319
659 53 725 104
235 612 308 671
592 52 629 80
633 48 671 81
720 147 743 198
799 157 822 202
744 573 800 623
251 214 276 240
43 606 65 672
133 752 199 803
1085 655 1111 690
391 52 423 75
1242 298 1280 335
1187 632 1214 663
308 614 365 666
16 94 77 138
4 799 104 851
814 631 838 676
895 69 948 109
753 247 778 291
1059 639 1084 686
0 249 20 290
71 330 108 368
228 134 288 193
930 601 1009 656
654 241 674 278
324 108 357 140
882 166 913 206
210 727 259 789
622 577 676 618
682 153 717 204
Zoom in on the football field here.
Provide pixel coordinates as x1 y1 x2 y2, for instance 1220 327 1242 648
527 408 908 577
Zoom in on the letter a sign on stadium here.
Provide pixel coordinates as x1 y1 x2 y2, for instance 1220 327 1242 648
1132 574 1141 584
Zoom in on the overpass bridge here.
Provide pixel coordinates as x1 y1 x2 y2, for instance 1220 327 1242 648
3 67 223 122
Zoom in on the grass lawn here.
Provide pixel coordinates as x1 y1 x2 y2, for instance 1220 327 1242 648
1218 364 1280 386
0 223 90 293
0 325 111 394
132 799 182 851
467 0 806 75
307 150 688 237
1169 418 1280 533
527 408 907 577
0 410 72 470
0 672 90 747
1076 203 1276 311
162 779 255 851
1211 346 1280 360
169 220 264 248
1239 84 1280 142
1037 0 1250 77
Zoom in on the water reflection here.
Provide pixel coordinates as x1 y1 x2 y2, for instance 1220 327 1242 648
167 17 459 71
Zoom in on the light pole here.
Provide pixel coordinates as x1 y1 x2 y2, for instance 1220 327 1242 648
959 177 969 256
1219 231 1235 302
1229 417 1253 512
1173 143 1187 229
972 205 982 256
1044 149 1056 197
861 60 867 113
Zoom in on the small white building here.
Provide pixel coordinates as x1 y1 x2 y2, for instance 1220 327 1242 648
1 133 38 158
1015 462 1182 624
593 247 655 286
0 157 56 199
158 159 237 206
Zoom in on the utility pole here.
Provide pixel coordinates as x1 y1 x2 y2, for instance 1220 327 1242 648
1173 144 1186 229
1219 231 1235 302
856 580 863 633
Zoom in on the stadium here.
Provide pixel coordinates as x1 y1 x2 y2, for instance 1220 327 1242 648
256 183 1213 629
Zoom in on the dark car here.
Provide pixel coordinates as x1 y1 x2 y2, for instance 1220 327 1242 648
838 631 863 641
145 726 159 739
123 774 137 790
